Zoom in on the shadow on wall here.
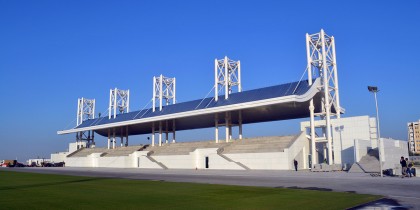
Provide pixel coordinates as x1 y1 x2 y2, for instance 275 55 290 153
341 146 355 170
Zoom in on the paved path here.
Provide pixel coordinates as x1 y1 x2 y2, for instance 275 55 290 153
3 167 420 209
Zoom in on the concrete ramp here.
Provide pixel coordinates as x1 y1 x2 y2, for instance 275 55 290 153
217 149 250 170
349 149 381 173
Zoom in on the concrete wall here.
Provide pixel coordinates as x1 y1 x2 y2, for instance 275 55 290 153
286 132 309 169
152 148 245 170
65 156 91 167
208 153 245 170
96 156 133 168
352 137 408 171
382 138 409 169
354 139 372 162
64 148 300 170
226 152 289 170
69 142 86 153
331 116 377 165
51 152 68 163
154 155 193 169
132 151 162 169
59 134 307 170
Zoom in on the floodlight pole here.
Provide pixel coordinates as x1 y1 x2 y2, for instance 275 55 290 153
368 86 383 177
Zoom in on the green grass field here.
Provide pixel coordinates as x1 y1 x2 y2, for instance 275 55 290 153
0 170 379 209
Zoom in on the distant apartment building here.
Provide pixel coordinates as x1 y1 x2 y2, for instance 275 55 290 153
408 120 420 154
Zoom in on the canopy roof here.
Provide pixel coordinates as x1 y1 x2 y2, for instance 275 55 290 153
58 78 329 137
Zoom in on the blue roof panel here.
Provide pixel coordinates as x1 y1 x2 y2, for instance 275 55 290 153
76 80 312 129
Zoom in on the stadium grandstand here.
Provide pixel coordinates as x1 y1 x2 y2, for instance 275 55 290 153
55 29 407 172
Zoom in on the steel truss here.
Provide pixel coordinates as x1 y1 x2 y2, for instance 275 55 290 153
214 56 241 101
151 75 176 146
76 98 95 148
153 74 176 112
306 29 342 166
214 56 243 143
109 88 130 119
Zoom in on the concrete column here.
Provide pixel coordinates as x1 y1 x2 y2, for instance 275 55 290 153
225 112 229 142
125 126 129 147
309 100 316 167
159 121 162 146
92 131 95 147
120 127 123 147
107 129 110 149
228 112 232 140
323 144 327 163
152 123 155 147
165 121 169 144
172 120 176 143
215 114 219 143
112 128 116 149
239 110 243 140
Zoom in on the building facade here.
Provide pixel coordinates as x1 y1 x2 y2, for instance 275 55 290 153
408 120 420 154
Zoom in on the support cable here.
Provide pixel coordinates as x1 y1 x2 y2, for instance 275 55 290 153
204 86 224 108
292 66 309 95
89 107 110 126
63 118 77 130
195 85 215 110
132 98 153 119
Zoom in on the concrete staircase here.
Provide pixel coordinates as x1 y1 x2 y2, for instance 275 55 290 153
67 147 108 157
66 148 84 157
147 141 229 155
222 135 297 154
101 145 145 157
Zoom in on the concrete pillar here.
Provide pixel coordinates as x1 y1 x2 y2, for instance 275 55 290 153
228 112 232 140
225 112 229 142
125 126 129 147
309 101 316 167
165 121 169 144
215 114 219 143
323 144 327 163
172 120 176 143
159 121 162 146
152 123 155 147
120 127 123 147
107 129 110 149
92 131 95 147
239 110 243 140
112 128 116 149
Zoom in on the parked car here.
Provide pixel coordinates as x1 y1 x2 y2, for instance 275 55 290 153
54 162 65 167
44 163 54 167
14 163 25 167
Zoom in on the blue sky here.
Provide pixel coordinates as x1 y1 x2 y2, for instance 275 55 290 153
1 1 419 162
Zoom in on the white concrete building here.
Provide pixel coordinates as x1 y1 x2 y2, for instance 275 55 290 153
51 142 85 163
301 115 378 167
301 115 408 171
62 133 309 170
27 158 51 166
